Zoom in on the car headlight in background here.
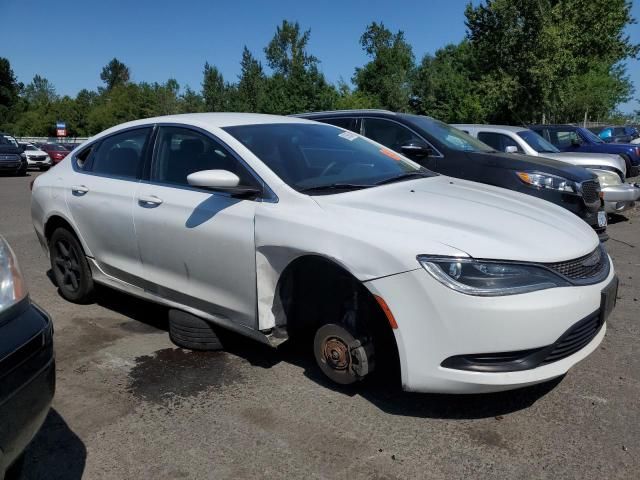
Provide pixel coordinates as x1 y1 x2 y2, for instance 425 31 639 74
590 169 622 188
418 256 570 296
0 236 28 312
516 171 577 192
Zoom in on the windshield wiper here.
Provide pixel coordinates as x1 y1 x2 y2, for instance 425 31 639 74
375 171 431 186
298 183 375 194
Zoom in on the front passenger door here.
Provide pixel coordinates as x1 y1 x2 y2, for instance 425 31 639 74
133 126 259 327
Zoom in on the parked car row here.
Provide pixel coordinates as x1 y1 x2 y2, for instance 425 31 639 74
590 125 639 144
454 124 640 214
299 110 610 238
30 111 618 399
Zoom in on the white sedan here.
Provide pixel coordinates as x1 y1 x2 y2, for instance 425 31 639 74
31 113 618 393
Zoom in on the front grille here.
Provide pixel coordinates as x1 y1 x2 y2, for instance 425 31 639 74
0 154 20 163
541 312 603 364
545 246 607 281
580 180 600 205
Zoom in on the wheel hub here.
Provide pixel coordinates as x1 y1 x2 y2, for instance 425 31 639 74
322 337 350 370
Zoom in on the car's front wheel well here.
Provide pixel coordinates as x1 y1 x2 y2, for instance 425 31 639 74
277 255 400 380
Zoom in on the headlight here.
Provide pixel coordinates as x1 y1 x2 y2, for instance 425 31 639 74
516 171 577 192
418 256 570 296
0 236 28 311
590 169 621 187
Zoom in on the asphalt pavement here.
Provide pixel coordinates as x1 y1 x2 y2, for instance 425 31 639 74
1 172 638 479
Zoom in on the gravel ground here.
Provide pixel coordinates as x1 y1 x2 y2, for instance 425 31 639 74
1 172 638 480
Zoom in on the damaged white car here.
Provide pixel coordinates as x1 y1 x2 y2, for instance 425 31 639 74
31 114 618 393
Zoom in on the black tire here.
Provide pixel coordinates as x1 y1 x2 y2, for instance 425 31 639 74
168 310 223 351
49 227 94 303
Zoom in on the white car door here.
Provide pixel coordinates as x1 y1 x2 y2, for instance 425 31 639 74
133 126 259 328
65 127 152 280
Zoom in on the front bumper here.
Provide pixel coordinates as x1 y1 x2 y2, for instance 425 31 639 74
0 302 55 475
27 157 52 167
602 183 640 213
365 258 616 393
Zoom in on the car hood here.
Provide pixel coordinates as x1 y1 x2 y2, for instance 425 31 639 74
313 176 599 265
537 152 626 175
0 145 22 155
466 151 596 182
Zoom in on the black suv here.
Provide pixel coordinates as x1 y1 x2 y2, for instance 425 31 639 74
0 132 27 176
296 110 607 239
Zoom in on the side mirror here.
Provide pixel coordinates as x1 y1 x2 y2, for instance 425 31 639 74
187 169 240 189
504 145 519 154
187 169 261 197
401 141 431 158
570 138 582 147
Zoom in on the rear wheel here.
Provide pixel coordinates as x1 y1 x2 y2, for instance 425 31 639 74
168 309 223 351
49 228 94 303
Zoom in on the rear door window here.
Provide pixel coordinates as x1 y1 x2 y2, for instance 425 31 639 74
90 128 151 179
477 132 523 153
362 118 423 152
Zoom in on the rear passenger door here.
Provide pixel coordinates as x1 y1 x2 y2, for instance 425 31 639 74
66 127 151 280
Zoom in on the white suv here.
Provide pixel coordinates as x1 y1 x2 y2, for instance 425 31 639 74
31 113 618 393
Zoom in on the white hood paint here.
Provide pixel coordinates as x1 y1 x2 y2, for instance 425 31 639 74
254 176 598 329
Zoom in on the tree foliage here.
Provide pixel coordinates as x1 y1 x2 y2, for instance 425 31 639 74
1 8 638 136
353 22 415 111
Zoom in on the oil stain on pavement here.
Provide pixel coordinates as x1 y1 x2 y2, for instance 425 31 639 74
128 348 243 406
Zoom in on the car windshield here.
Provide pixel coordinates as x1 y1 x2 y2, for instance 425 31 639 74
223 123 435 193
406 116 495 153
579 128 604 144
517 130 560 153
47 144 66 151
25 144 37 151
1 135 19 147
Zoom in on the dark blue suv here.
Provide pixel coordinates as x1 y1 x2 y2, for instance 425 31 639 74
530 125 640 178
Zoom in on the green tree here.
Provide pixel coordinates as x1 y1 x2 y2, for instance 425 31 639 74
262 20 337 114
202 62 231 111
465 0 638 123
100 58 131 91
23 74 58 106
179 86 205 113
412 42 485 122
0 58 22 129
353 22 415 111
234 47 266 112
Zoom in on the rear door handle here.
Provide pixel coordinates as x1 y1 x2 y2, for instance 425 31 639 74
138 195 163 207
71 185 89 195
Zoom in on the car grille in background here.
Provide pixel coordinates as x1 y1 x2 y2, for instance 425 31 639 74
580 180 600 205
0 154 20 163
29 155 47 161
545 245 607 281
541 311 603 365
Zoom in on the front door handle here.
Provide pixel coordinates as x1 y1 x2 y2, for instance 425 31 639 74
138 195 163 207
71 185 89 195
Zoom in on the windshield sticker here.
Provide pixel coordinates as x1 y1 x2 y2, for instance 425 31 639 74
339 131 358 141
380 148 402 160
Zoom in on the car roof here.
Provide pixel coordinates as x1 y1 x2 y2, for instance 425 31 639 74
104 112 316 133
453 124 528 133
293 109 396 118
